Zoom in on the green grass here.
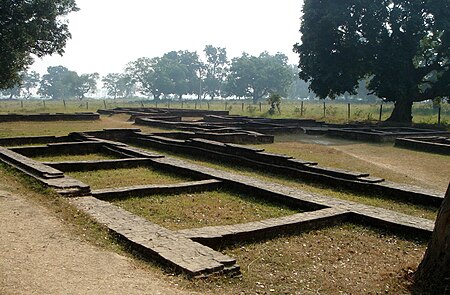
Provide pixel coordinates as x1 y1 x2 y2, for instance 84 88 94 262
66 167 190 189
112 189 300 230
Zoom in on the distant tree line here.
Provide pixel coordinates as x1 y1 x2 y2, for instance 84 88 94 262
104 45 297 103
1 45 379 102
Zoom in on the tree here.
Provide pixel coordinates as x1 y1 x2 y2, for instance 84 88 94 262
1 84 21 99
2 70 40 99
0 0 78 89
415 183 450 293
39 66 77 99
21 71 41 99
102 73 135 99
225 52 294 103
74 73 99 99
287 65 315 100
39 66 97 99
174 50 203 99
294 0 450 124
153 51 202 100
126 57 160 99
203 45 229 99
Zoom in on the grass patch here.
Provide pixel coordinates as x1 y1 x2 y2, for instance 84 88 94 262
111 189 301 230
66 166 191 189
177 223 426 294
32 152 121 162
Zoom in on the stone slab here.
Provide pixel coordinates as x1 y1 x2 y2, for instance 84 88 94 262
0 146 64 178
177 208 350 247
70 196 240 278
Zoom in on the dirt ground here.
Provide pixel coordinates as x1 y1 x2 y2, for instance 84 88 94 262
274 134 450 191
0 188 196 295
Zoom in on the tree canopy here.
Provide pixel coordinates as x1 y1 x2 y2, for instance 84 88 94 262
225 52 293 103
102 73 135 99
294 0 450 123
202 45 229 99
1 70 40 99
38 66 98 99
0 0 79 89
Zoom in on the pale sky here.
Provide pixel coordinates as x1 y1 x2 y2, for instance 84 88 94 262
30 0 304 77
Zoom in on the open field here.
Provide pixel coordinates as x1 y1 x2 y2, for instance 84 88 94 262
0 112 448 293
1 98 449 126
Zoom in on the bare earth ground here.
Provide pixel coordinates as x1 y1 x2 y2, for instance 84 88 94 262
270 134 450 191
0 187 195 295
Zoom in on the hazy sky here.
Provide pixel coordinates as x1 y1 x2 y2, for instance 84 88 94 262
30 0 304 77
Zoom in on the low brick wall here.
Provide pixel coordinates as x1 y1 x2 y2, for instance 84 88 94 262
97 107 230 118
327 127 450 142
92 179 223 200
10 142 111 157
0 112 100 122
45 158 154 172
0 135 72 146
177 208 350 248
395 137 450 155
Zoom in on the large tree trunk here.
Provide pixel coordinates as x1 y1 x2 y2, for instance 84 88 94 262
414 183 450 292
386 99 413 124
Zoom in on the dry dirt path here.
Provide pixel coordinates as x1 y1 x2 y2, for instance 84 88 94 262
0 188 196 295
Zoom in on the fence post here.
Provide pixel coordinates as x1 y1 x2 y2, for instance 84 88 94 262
259 102 262 112
43 100 46 108
438 106 441 128
379 104 383 122
301 101 304 117
323 101 326 117
207 102 210 110
348 103 351 120
86 101 89 110
242 103 244 112
63 100 66 110
21 100 24 108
